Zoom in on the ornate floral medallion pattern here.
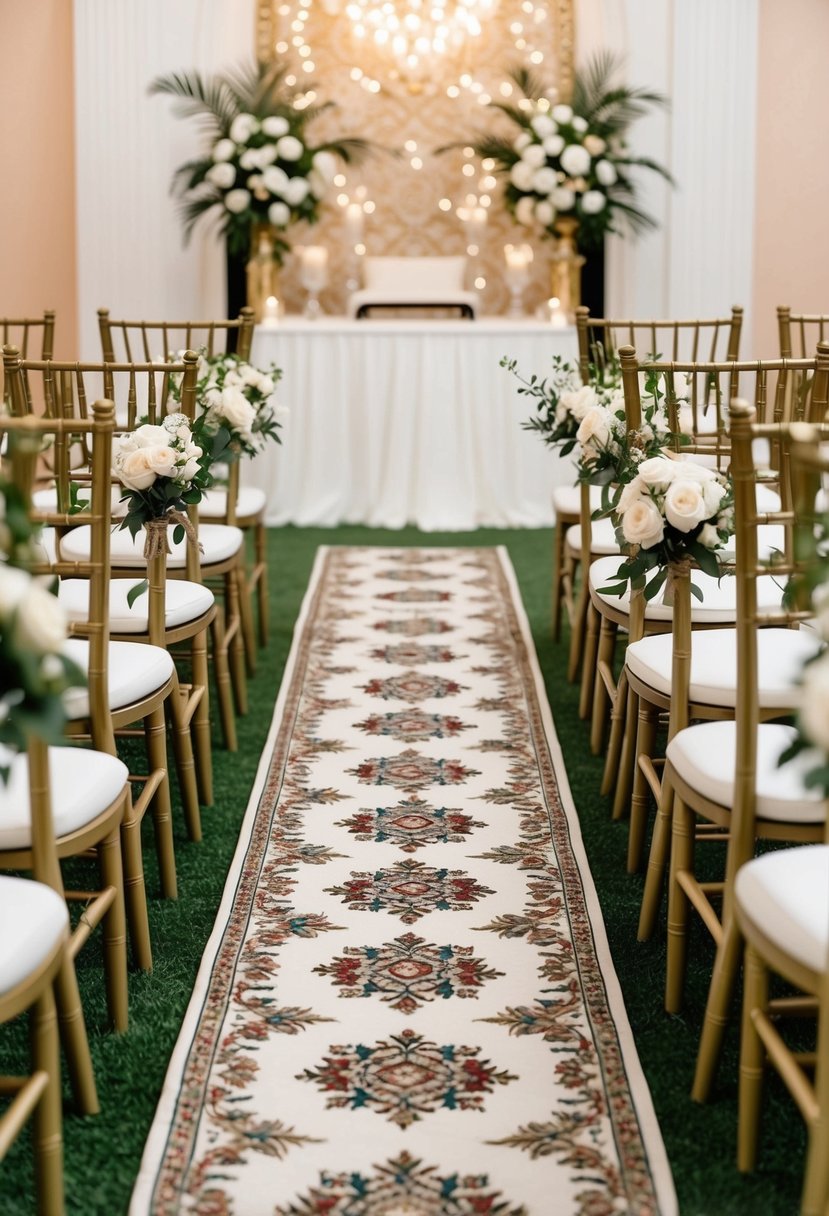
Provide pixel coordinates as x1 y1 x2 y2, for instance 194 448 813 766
313 931 503 1014
138 548 674 1216
377 587 452 603
336 797 485 852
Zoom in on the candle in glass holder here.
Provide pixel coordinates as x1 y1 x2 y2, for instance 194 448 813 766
299 245 329 292
344 202 364 249
261 295 280 327
547 296 568 328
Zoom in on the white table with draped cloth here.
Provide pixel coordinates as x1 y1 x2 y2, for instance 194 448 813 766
245 316 579 531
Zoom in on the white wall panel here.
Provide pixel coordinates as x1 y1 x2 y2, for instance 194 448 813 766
74 0 255 357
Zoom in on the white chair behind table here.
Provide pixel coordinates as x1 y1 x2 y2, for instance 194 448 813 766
732 426 829 1216
348 256 478 319
98 307 267 658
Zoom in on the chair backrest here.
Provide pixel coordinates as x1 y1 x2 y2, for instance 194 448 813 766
98 307 255 363
576 306 744 387
777 307 829 358
0 401 117 754
0 311 56 360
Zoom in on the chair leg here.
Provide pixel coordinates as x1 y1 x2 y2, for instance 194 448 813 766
255 520 269 648
590 618 617 755
167 673 202 843
237 556 257 677
30 987 64 1216
691 913 743 1101
578 601 600 720
638 767 676 941
737 944 768 1173
120 791 152 972
210 608 237 752
551 524 567 641
53 956 98 1116
665 794 695 1014
566 563 588 684
611 686 638 820
191 627 213 806
98 827 128 1033
601 666 628 797
225 570 249 717
627 701 658 873
143 707 178 900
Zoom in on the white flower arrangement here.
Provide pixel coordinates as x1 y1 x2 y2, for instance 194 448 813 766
112 414 211 542
169 351 285 460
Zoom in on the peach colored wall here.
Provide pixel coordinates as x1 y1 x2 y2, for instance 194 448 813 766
752 0 829 356
0 0 78 357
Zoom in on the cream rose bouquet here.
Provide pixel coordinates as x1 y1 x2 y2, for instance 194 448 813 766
508 353 620 456
150 61 369 260
0 478 85 772
170 351 285 462
462 53 670 251
600 452 734 601
112 414 211 545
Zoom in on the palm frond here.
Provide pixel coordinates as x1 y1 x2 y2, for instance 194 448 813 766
615 154 674 185
571 52 667 128
222 60 289 112
508 64 546 101
171 157 213 193
178 193 225 245
148 70 238 131
488 101 534 128
319 136 375 164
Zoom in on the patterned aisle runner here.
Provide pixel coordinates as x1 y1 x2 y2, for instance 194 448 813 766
132 547 676 1216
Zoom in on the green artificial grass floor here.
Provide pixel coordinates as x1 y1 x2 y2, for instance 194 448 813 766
0 525 809 1215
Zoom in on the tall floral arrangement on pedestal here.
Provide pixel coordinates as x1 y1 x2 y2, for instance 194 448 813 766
150 61 369 261
467 52 670 252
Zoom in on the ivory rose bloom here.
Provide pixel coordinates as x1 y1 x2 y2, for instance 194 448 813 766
617 476 645 512
697 522 722 550
211 138 235 162
262 115 289 137
562 384 597 421
230 113 258 144
622 498 665 548
515 196 535 226
268 201 290 227
217 387 256 435
13 582 68 655
535 201 554 227
132 424 171 448
224 188 251 214
583 134 607 156
0 565 30 619
560 144 591 177
552 186 576 211
576 405 612 451
800 652 829 752
531 114 556 139
119 446 177 490
282 176 310 206
638 455 677 489
664 479 708 532
509 161 535 191
595 159 617 186
543 134 565 156
276 135 303 161
552 103 573 124
533 166 558 195
581 190 607 214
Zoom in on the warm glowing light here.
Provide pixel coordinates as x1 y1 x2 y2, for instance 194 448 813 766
343 0 498 79
474 275 486 289
411 156 423 169
363 200 376 214
404 139 418 152
438 197 452 211
462 163 475 177
355 242 367 255
467 243 479 256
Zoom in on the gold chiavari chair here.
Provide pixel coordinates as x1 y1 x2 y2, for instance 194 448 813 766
600 346 825 846
98 306 266 659
1 408 143 1060
558 306 744 688
0 311 56 414
630 406 829 1116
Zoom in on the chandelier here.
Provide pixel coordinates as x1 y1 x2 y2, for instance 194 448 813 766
343 0 499 79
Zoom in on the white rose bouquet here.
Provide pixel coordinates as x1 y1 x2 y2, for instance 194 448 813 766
507 353 616 456
150 60 369 259
170 351 285 461
111 414 211 548
461 53 670 252
0 478 85 772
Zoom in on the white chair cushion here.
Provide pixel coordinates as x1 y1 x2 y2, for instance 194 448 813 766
625 626 822 709
565 517 621 557
588 556 785 624
552 483 605 520
0 746 129 849
62 638 174 719
33 485 127 519
58 522 243 569
197 486 267 520
667 721 827 824
736 845 829 974
58 578 214 633
0 877 68 995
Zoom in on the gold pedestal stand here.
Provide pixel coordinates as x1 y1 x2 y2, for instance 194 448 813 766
246 225 282 321
550 217 585 321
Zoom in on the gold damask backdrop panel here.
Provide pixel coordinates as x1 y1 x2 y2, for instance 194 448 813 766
256 0 574 316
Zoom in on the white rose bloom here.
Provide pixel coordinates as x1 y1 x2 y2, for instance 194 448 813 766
0 564 31 620
676 458 718 483
14 583 67 655
514 196 536 226
552 186 576 211
583 134 607 156
581 190 607 215
218 387 257 434
268 201 291 227
256 144 278 167
535 200 555 226
622 498 665 549
230 113 258 144
664 479 708 532
206 162 236 189
276 135 304 161
282 175 310 206
697 522 722 550
132 424 171 448
224 188 251 214
799 652 829 751
258 375 275 396
552 104 573 124
532 166 558 194
119 447 167 490
262 115 290 137
312 150 338 182
212 138 236 163
560 144 591 177
595 159 618 186
701 477 727 515
543 134 565 157
204 387 223 409
180 458 201 482
263 165 289 195
576 405 612 450
513 132 532 152
530 114 556 138
521 143 546 169
638 455 677 489
571 115 588 133
565 385 598 421
509 161 536 192
239 149 259 171
618 476 645 513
